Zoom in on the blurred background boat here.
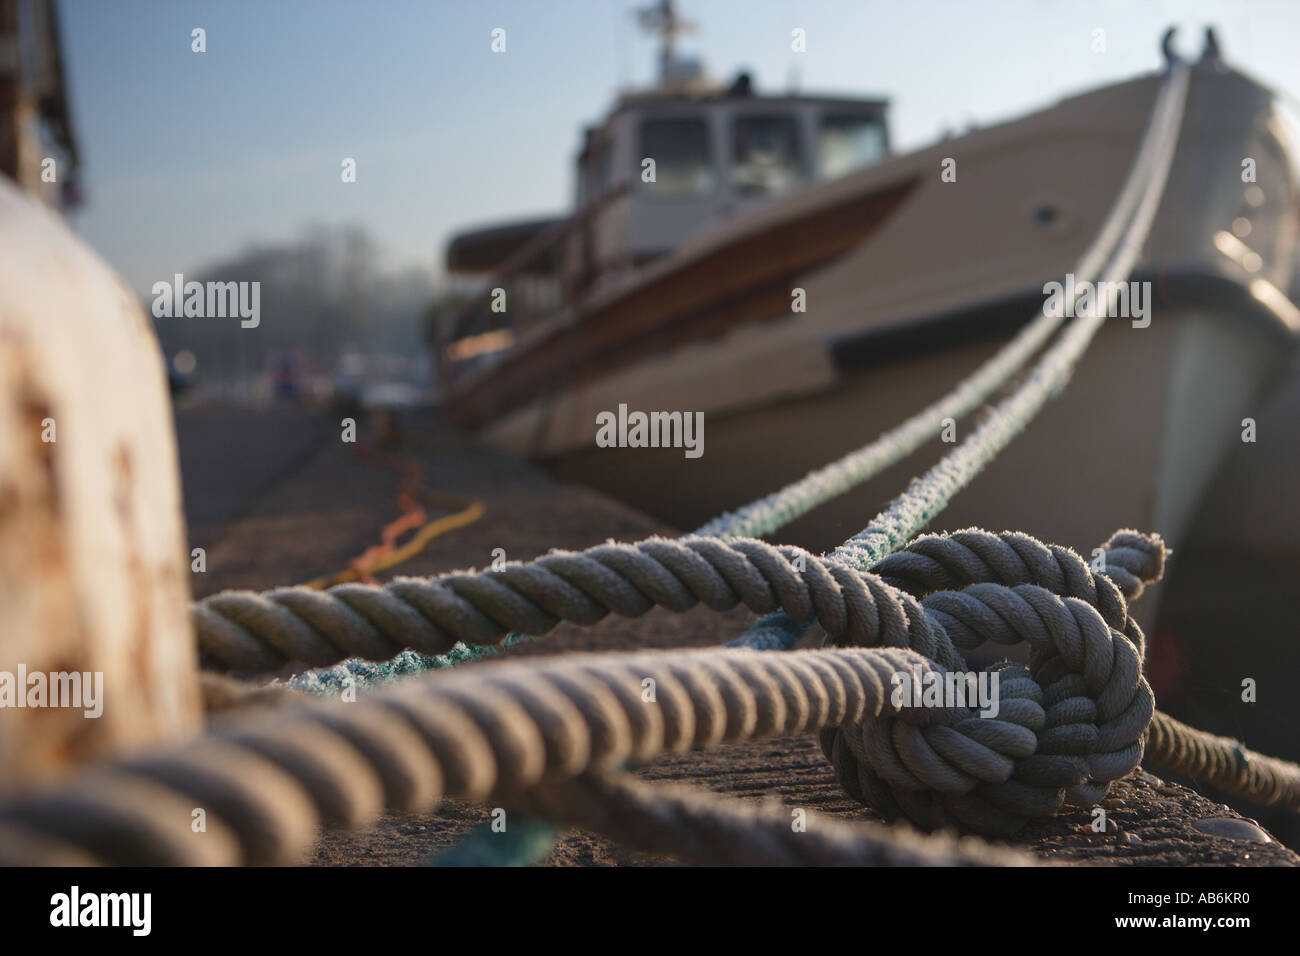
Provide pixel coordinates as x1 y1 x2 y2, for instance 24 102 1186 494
436 9 1300 637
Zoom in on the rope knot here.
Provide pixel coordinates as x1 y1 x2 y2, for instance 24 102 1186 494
821 536 1158 836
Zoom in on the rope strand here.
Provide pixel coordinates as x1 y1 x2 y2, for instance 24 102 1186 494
510 771 1041 866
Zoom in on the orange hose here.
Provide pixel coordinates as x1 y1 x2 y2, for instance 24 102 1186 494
299 440 485 590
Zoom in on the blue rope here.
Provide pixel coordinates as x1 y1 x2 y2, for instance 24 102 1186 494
285 632 528 694
425 814 559 867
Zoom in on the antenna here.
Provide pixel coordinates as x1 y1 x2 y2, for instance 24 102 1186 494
635 0 696 86
614 1 630 90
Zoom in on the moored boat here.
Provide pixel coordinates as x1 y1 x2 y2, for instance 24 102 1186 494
436 13 1300 627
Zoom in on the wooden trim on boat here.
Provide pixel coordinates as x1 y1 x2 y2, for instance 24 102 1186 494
442 174 921 429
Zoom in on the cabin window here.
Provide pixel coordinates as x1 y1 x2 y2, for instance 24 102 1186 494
732 115 804 197
818 114 887 178
639 117 716 198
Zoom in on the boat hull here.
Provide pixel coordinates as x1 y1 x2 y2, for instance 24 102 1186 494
543 291 1293 629
444 63 1300 628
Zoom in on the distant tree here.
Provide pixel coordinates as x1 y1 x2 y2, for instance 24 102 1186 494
150 225 436 390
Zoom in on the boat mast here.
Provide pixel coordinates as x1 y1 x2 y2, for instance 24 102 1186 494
636 0 697 90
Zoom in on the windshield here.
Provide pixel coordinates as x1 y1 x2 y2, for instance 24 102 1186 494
732 115 804 197
819 114 888 178
639 117 716 198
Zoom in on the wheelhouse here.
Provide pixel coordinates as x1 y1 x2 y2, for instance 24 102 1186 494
439 77 891 384
576 88 891 264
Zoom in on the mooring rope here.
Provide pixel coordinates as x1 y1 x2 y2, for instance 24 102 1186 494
504 521 1296 862
427 526 1164 864
191 504 1300 814
698 62 1189 542
196 524 1145 677
206 525 1160 703
11 516 1299 865
0 643 1025 864
1148 711 1300 810
733 61 1190 655
862 527 1300 812
871 527 1163 657
196 535 963 673
833 583 1154 835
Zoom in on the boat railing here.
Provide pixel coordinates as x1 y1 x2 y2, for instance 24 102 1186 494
438 183 631 388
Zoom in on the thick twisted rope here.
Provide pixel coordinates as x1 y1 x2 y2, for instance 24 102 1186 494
467 528 1167 863
510 770 1041 866
199 520 1300 821
411 527 1161 864
872 527 1164 659
0 644 984 865
5 532 1179 863
8 531 1297 863
282 524 1160 692
874 529 1164 606
195 535 965 674
193 527 1159 679
1148 711 1300 811
822 581 1153 835
850 527 1300 812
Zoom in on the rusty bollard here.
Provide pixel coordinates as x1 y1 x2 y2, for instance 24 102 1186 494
0 178 200 790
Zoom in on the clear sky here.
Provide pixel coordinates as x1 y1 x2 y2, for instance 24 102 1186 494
58 0 1300 296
